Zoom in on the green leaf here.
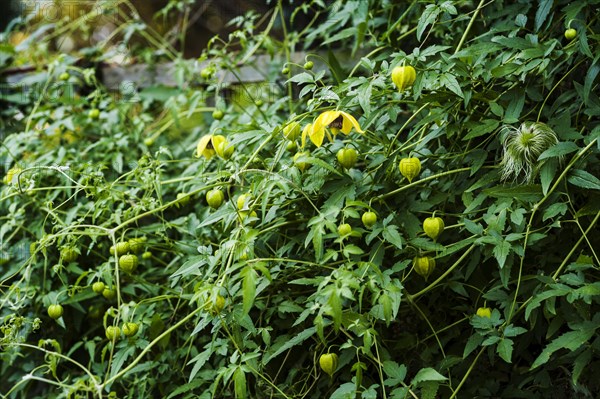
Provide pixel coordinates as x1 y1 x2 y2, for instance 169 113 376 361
534 0 553 31
383 360 407 384
440 73 463 98
568 169 600 190
572 349 592 385
538 142 579 160
328 288 343 331
463 334 484 358
263 327 316 364
187 347 213 382
493 240 511 269
234 367 246 399
417 5 440 41
463 119 499 140
420 381 440 399
463 218 484 235
542 202 567 221
497 338 514 363
330 382 356 399
583 63 600 104
382 225 403 250
540 159 557 195
241 266 257 315
412 368 447 385
531 329 596 369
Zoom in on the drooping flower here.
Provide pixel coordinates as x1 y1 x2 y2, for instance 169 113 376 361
195 134 227 159
304 110 364 147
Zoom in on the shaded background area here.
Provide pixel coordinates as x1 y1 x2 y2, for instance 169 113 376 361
2 0 316 58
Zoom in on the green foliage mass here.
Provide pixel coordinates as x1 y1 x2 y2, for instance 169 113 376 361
1 0 599 398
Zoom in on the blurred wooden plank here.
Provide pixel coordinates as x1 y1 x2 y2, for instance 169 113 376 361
3 50 362 90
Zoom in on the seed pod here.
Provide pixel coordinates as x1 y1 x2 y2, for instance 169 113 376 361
119 254 139 273
206 189 225 209
338 223 352 237
283 121 301 140
92 281 105 294
128 237 146 254
48 304 63 319
564 28 576 40
102 288 116 300
237 194 251 210
210 295 226 315
319 353 338 377
110 241 130 256
399 157 421 183
337 147 358 169
105 326 120 341
476 307 492 318
176 192 190 207
423 217 445 241
362 211 377 228
61 247 78 263
413 256 436 279
391 65 416 91
215 140 234 160
293 152 311 172
122 322 139 337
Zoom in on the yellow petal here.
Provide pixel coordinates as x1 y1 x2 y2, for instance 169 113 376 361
340 112 363 134
301 123 312 148
309 123 325 147
313 111 340 138
196 135 212 158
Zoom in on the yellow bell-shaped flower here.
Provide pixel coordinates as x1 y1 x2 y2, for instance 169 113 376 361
304 110 363 147
195 134 227 159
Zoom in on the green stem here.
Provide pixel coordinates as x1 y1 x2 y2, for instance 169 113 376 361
454 0 486 54
377 167 471 201
536 59 586 122
387 102 430 156
102 307 203 387
448 347 485 399
408 243 476 300
506 137 598 325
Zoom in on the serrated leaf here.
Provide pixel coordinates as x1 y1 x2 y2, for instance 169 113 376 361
383 360 407 382
542 202 567 221
538 142 579 160
234 367 246 399
493 240 511 269
328 288 342 331
497 338 514 363
573 349 592 385
568 169 600 190
463 334 484 358
382 225 403 250
534 0 553 31
463 218 484 235
583 63 599 104
531 329 595 369
412 368 447 384
463 119 499 140
417 5 440 41
440 73 463 98
287 72 314 84
263 327 316 364
330 382 356 399
241 266 257 315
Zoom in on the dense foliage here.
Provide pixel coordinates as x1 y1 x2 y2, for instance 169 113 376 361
1 0 600 398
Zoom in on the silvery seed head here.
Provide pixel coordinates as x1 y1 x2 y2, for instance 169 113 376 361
500 122 558 183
